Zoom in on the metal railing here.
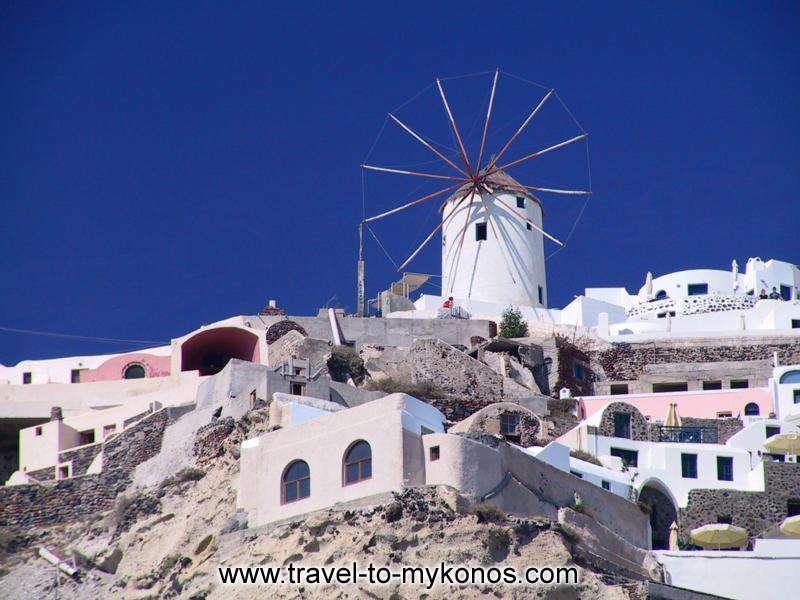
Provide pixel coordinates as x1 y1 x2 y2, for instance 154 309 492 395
655 425 718 444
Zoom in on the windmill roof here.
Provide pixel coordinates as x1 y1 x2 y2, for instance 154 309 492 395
441 169 543 212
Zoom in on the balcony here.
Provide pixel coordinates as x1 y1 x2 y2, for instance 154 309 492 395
655 425 718 444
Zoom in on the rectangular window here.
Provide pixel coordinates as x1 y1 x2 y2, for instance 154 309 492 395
787 500 800 517
681 453 698 479
290 382 306 396
730 379 749 389
792 319 800 329
516 196 525 208
780 285 791 301
34 426 42 436
610 447 638 468
766 425 780 438
475 222 487 241
23 372 32 384
767 453 785 462
79 430 95 446
70 369 81 383
526 222 532 231
573 364 584 381
538 285 543 304
716 411 733 418
601 480 610 491
717 456 734 481
500 412 520 436
570 471 583 479
103 424 117 438
717 514 733 524
652 382 688 393
794 389 800 404
687 283 708 296
613 413 631 439
429 446 440 461
58 465 70 480
702 380 722 391
610 384 629 395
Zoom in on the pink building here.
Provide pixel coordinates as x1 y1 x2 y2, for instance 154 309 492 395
579 387 773 422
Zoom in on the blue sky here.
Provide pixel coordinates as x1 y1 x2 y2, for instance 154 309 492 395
1 2 798 364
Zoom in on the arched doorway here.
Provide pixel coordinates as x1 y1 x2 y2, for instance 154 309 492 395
638 481 678 550
180 327 260 376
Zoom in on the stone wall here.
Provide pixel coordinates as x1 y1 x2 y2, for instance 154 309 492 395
596 340 800 382
0 409 170 530
553 335 594 398
679 461 800 545
59 442 103 477
598 402 649 441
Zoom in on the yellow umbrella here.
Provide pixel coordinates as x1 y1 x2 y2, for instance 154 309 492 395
690 524 748 549
664 403 682 427
764 432 800 455
779 515 800 538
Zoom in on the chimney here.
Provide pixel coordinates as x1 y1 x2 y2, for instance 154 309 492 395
269 299 277 309
50 406 63 421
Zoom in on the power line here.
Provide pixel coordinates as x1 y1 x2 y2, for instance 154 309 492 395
0 326 167 346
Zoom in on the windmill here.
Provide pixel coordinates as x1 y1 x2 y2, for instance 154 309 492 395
359 69 591 315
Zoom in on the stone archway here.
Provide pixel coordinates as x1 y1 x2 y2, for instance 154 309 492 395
638 482 678 550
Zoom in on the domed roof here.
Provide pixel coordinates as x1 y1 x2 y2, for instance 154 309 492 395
442 168 543 212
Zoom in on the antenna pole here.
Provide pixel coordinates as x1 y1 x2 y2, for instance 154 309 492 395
357 222 365 317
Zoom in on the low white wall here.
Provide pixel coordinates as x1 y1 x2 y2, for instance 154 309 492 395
656 539 800 600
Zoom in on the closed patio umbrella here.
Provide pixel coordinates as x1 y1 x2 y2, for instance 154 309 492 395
764 432 800 455
690 524 748 549
645 272 653 300
664 403 682 428
779 515 800 538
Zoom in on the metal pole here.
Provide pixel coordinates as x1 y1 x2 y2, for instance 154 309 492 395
357 223 365 317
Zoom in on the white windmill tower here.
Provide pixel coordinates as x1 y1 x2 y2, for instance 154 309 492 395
360 70 590 312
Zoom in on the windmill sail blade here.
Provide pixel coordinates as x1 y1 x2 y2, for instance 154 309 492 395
388 113 468 177
361 164 467 182
482 185 564 246
484 89 553 173
364 182 463 223
436 79 473 176
475 69 499 174
397 195 468 271
515 184 591 195
491 133 587 174
477 194 517 284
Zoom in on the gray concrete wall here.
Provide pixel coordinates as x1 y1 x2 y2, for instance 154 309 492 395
248 315 496 349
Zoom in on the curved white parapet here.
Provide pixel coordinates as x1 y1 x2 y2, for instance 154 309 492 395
628 294 758 320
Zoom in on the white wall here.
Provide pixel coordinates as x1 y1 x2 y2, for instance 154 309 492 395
772 365 800 421
656 539 800 600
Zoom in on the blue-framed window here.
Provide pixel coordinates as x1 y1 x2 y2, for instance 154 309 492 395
687 283 708 296
681 453 698 478
516 196 525 208
717 456 733 481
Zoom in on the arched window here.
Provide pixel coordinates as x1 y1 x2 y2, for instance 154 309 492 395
343 440 372 485
123 363 146 379
654 290 668 300
779 370 800 384
281 460 310 504
744 403 760 416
